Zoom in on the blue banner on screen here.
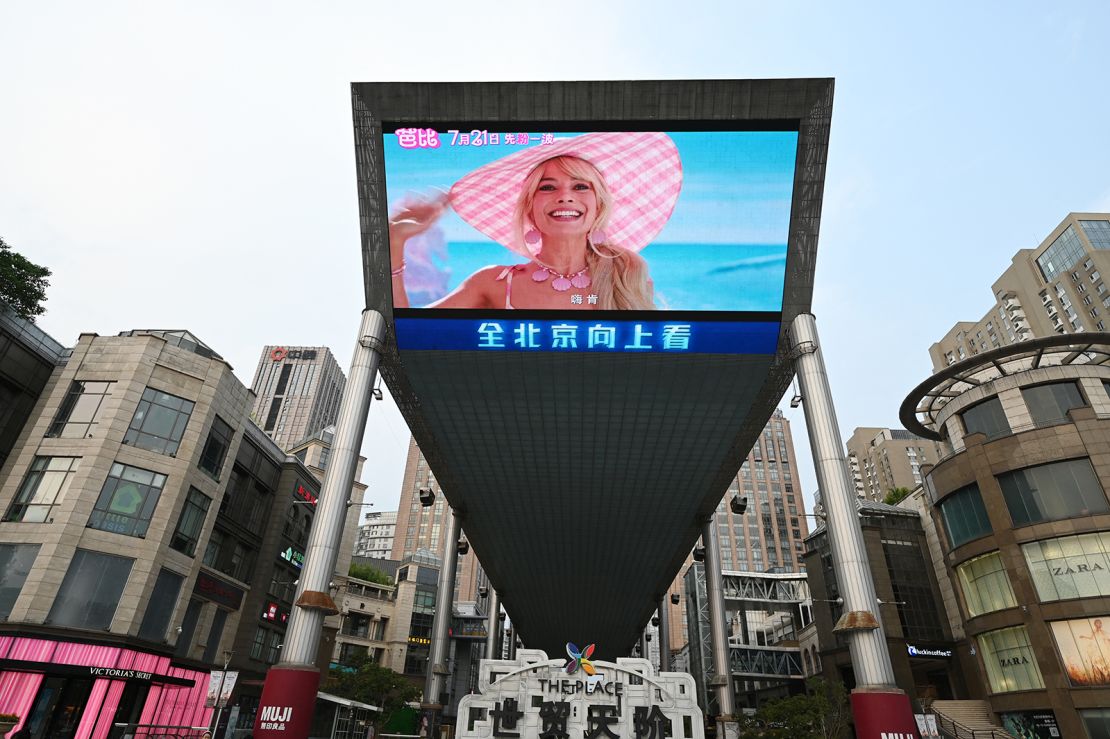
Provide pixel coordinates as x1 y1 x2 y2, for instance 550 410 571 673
394 318 779 354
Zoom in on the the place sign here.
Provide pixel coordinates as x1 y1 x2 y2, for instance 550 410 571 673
456 648 704 739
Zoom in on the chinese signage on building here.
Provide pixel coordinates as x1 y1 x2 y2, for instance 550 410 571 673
455 649 703 739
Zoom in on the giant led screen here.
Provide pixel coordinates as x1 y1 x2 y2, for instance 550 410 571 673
383 124 798 354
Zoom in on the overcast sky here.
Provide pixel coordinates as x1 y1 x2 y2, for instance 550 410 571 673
4 2 1110 516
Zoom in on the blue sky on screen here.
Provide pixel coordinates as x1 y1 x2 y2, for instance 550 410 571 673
383 130 799 245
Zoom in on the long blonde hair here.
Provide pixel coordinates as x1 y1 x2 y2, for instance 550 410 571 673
513 156 655 310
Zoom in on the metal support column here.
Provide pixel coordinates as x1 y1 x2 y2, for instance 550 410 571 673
484 589 501 661
426 508 462 708
702 515 737 739
657 600 671 672
789 313 918 738
255 309 386 739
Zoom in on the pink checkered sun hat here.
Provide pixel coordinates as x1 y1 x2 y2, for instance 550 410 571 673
448 131 683 257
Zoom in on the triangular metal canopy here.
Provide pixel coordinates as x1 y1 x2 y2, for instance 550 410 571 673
352 79 832 657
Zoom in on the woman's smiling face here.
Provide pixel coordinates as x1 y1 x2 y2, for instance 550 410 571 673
529 160 599 239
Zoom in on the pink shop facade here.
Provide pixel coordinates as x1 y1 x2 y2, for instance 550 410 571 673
0 635 212 739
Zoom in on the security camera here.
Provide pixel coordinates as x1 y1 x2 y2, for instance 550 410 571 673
730 495 748 516
651 616 660 627
670 593 680 605
457 539 470 555
418 488 435 507
372 388 383 401
692 546 706 562
478 586 488 598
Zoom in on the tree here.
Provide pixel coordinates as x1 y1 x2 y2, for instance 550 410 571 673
0 237 51 321
324 654 420 728
883 486 913 506
349 562 393 585
741 678 851 739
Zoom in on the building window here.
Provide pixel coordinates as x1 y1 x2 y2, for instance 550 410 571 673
1021 381 1086 427
199 416 233 479
1080 219 1110 249
956 551 1016 617
977 626 1044 693
4 456 80 522
1049 618 1110 686
1080 709 1110 738
1037 225 1086 282
124 387 195 456
0 543 40 620
960 396 1011 439
998 458 1110 527
1022 532 1110 602
46 548 134 629
938 483 992 548
87 463 167 538
170 487 211 556
138 568 184 641
47 381 113 438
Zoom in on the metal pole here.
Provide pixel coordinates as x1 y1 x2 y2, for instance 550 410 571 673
484 589 501 661
255 310 386 739
425 508 461 710
282 309 387 665
657 600 671 672
788 313 896 688
702 515 736 737
211 668 227 734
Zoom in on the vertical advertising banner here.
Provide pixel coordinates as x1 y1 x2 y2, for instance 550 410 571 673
383 125 798 354
1050 617 1110 686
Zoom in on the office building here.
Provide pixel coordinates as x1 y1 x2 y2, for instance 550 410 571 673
0 330 351 738
355 509 398 559
930 213 1110 371
803 498 969 708
901 333 1110 737
250 345 345 449
845 426 945 501
664 409 809 658
390 438 486 606
0 330 250 735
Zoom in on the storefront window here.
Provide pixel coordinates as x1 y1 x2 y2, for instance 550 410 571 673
956 551 1016 617
938 482 992 548
998 458 1110 526
0 543 40 619
961 396 1011 438
1022 381 1086 427
47 548 134 629
1023 532 1110 602
138 568 184 641
1049 618 1110 687
977 626 1044 693
1081 708 1110 739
